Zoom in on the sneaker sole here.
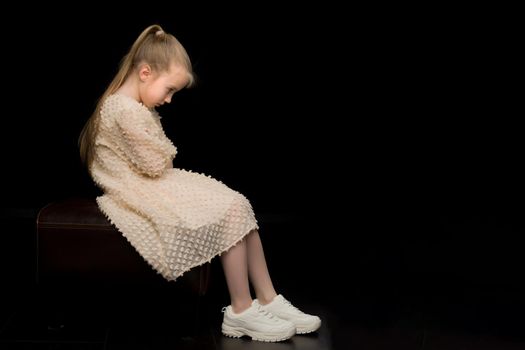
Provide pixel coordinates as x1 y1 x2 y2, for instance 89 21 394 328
296 319 322 334
222 324 296 342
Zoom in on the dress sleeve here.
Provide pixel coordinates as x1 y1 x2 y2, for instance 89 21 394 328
113 108 177 177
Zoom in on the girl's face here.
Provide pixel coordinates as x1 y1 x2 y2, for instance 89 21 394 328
139 64 189 109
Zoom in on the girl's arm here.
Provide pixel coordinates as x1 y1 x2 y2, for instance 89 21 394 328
114 109 177 177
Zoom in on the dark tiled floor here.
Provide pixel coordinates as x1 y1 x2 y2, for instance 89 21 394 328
2 213 525 349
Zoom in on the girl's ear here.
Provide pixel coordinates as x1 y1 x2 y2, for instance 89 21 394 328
138 64 152 82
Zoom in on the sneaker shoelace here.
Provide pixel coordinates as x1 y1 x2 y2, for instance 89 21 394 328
222 305 281 322
256 305 281 322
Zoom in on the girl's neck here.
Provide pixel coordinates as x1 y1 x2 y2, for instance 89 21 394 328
116 76 141 103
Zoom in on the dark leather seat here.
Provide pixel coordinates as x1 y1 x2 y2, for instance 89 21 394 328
36 197 210 291
35 197 211 331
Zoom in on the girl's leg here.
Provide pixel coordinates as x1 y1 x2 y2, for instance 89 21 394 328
220 237 252 313
221 229 321 337
245 230 278 305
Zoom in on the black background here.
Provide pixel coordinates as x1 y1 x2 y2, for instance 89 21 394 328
1 3 523 295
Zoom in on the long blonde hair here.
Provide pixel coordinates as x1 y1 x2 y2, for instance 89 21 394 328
78 24 195 174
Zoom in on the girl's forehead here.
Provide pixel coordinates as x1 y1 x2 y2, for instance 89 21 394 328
164 65 189 86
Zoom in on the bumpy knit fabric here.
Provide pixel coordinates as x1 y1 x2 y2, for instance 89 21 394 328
89 94 258 281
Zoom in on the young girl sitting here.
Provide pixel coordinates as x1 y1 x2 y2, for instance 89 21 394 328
78 24 321 343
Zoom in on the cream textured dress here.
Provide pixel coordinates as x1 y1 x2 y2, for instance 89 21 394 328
89 93 258 281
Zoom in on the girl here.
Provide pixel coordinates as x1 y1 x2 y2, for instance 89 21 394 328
78 24 320 343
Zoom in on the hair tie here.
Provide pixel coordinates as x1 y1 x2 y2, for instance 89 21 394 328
155 30 164 36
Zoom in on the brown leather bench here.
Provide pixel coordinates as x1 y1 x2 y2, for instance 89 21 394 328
35 197 211 331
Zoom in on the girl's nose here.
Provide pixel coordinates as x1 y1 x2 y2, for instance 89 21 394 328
164 96 172 104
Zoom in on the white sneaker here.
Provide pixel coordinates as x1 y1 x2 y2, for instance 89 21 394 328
221 301 296 342
254 294 322 334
